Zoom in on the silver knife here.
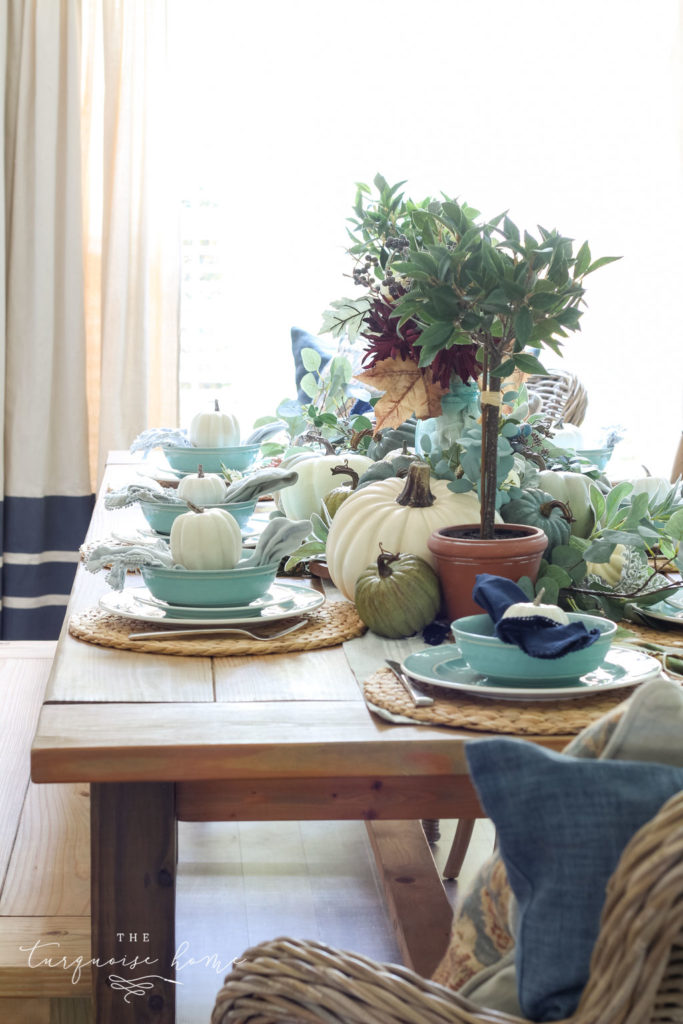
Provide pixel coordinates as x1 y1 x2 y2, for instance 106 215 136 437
385 659 434 707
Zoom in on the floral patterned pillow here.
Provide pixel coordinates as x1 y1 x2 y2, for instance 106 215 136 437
431 702 626 991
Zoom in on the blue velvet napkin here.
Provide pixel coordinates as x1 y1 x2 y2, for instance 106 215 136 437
472 573 601 659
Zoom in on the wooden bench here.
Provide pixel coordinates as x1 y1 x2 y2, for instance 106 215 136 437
0 641 91 1024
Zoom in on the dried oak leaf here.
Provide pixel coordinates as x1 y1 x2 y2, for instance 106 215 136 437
355 357 448 432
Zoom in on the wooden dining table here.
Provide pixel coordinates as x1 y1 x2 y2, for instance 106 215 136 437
30 452 569 1024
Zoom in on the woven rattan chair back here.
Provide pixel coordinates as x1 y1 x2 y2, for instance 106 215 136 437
526 369 588 427
212 789 683 1024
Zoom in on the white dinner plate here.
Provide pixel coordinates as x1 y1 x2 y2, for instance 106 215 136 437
100 581 325 627
133 581 297 616
664 589 683 611
400 645 661 701
635 599 683 626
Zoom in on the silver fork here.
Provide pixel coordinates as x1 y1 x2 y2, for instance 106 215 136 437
385 659 434 707
128 619 307 641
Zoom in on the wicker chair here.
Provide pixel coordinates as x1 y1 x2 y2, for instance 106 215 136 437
525 369 588 427
212 790 683 1024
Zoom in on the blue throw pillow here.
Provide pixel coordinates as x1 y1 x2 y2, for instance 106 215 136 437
291 327 337 404
465 738 683 1022
290 326 373 413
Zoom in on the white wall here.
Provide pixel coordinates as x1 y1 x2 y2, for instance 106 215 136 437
171 0 683 476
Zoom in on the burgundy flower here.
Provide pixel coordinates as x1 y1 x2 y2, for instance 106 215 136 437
361 294 482 386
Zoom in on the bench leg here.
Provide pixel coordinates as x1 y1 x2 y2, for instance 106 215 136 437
90 783 177 1023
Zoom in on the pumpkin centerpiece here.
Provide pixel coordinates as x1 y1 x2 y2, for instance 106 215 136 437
276 450 373 520
177 464 229 505
325 462 484 601
354 547 441 638
189 399 240 448
169 504 242 570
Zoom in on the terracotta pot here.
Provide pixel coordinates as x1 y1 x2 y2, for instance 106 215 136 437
427 523 548 621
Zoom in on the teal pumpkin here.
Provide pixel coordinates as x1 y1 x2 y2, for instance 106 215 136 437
501 487 573 552
366 419 418 460
354 549 441 639
357 453 424 490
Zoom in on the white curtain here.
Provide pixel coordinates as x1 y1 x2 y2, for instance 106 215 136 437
81 0 179 484
1 0 93 639
0 0 179 639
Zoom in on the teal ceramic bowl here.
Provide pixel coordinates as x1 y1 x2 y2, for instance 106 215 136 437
576 447 613 471
161 444 261 474
451 612 617 684
140 556 280 607
138 499 257 536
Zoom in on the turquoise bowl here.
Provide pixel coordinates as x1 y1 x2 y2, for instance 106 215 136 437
161 444 261 474
576 447 613 471
138 499 257 536
451 612 617 684
140 556 280 607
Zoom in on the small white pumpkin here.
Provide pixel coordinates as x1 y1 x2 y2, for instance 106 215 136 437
177 464 229 505
189 399 240 448
170 507 242 570
502 588 570 625
326 462 493 601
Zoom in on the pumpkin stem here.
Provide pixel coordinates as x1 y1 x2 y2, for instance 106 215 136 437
349 427 374 450
186 500 205 514
197 464 204 478
214 399 220 412
377 543 400 578
533 588 546 606
330 461 359 490
296 431 336 455
395 463 436 508
539 498 574 524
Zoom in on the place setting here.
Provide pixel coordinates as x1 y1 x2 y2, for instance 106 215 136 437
71 506 366 656
358 575 664 736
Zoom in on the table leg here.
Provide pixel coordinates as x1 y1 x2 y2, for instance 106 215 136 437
90 782 177 1023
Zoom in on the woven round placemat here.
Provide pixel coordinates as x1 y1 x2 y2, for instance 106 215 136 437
68 601 365 656
363 668 640 735
622 619 683 650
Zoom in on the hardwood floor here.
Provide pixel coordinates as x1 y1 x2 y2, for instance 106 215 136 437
175 817 495 1024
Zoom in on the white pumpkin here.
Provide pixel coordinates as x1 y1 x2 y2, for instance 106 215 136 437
502 589 569 625
551 423 583 450
628 476 671 507
537 470 594 538
189 400 240 447
170 507 242 570
177 465 229 505
276 451 374 520
326 462 490 601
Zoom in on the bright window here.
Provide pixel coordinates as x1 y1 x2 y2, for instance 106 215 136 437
170 0 682 476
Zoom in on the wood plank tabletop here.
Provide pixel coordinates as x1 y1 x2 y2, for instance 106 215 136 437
31 453 564 795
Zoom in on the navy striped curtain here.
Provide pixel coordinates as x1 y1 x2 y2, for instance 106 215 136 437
1 0 94 639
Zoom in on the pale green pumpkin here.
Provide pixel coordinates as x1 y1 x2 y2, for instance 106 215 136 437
537 470 594 538
354 550 440 638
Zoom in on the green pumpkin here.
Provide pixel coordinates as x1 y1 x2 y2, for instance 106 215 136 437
354 549 441 639
501 487 573 552
320 462 361 519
